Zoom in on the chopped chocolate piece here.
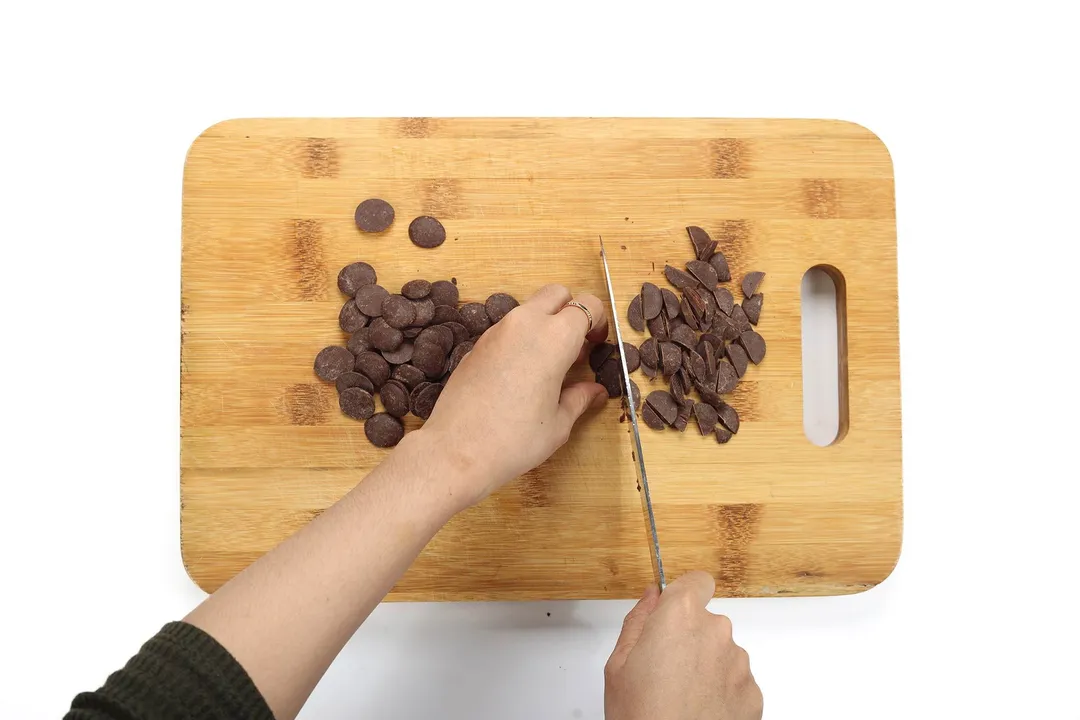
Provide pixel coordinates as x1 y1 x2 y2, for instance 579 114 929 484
694 402 718 436
738 330 766 364
641 282 662 320
742 271 766 299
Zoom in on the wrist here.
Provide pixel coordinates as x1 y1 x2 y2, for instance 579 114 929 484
390 427 484 516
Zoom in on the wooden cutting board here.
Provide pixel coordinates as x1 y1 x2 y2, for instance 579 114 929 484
181 118 900 600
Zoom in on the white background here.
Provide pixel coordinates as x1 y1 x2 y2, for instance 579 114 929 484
1 1 1078 718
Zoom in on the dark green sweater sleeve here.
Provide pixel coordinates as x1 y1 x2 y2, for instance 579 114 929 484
65 621 275 720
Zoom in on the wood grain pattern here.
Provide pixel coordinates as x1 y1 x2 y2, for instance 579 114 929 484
181 118 901 600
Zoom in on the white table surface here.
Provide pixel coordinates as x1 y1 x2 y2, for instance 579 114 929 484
1 2 1077 717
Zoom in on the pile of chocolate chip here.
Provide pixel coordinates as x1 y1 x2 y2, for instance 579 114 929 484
312 197 518 448
591 226 767 444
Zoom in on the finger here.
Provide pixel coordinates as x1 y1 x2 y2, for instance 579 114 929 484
574 340 589 366
555 293 607 341
524 284 573 314
557 381 607 434
659 570 716 610
608 585 661 669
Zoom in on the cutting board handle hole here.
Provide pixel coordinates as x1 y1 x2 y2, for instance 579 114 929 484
800 266 850 446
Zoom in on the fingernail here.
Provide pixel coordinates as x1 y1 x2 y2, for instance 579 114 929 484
591 390 608 408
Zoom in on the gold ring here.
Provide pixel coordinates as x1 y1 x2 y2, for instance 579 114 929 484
563 300 594 332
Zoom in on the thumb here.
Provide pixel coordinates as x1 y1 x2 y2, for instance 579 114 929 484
607 585 661 670
558 381 607 434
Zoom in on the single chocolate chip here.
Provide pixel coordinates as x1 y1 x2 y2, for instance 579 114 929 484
713 287 735 316
640 361 658 379
715 360 740 394
628 379 641 411
645 391 679 425
664 265 698 292
670 372 686 403
355 285 390 316
411 298 436 327
432 304 463 325
744 293 763 325
640 338 659 369
381 341 414 365
696 337 713 364
700 332 723 350
314 346 355 382
660 342 682 376
694 402 718 436
402 326 423 339
680 296 700 331
337 262 377 296
408 215 446 249
703 342 717 383
715 424 733 444
641 403 666 431
742 271 766 299
686 350 706 383
443 321 470 346
671 324 697 351
713 312 741 342
702 289 719 323
392 364 427 390
647 313 669 341
380 382 410 418
660 288 680 320
597 358 624 398
674 399 694 432
368 316 391 335
347 328 374 355
589 342 616 373
412 383 443 420
738 330 766 364
684 287 708 322
354 199 395 233
447 340 473 375
339 387 375 420
371 324 404 352
622 342 641 373
485 293 519 323
417 326 453 355
717 403 740 434
696 381 724 410
339 301 368 333
429 280 460 308
381 294 416 329
460 303 492 336
409 382 436 413
727 342 749 378
401 279 432 300
686 226 713 260
336 371 374 395
412 342 448 378
730 304 752 333
354 351 390 388
365 412 405 447
710 252 731 283
687 260 718 290
627 294 645 332
641 282 663 320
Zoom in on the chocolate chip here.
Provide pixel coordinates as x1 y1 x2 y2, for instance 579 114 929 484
686 226 714 261
459 303 491 336
381 341 414 365
671 324 697 351
717 403 740 434
432 304 463 325
742 271 766 299
380 381 410 418
371 324 404 352
485 293 519 323
730 304 752 333
408 215 446 248
339 300 368 333
628 379 641 411
664 265 697 292
674 399 694 432
715 360 740 394
401 279 432 300
738 330 766 364
335 371 374 395
365 413 405 447
411 383 443 420
368 316 391 334
670 372 686 403
411 298 436 327
684 287 708 323
417 326 454 355
641 403 666 431
713 287 735 316
589 342 616 372
355 285 390 316
702 342 717 385
693 402 718 436
645 391 679 425
640 338 659 369
709 252 731 283
646 313 669 341
380 295 415 329
347 328 374 355
339 387 375 420
714 424 733 444
695 381 724 411
597 358 624 398
314 346 354 382
744 293 763 325
337 262 378 296
429 280 460 308
687 260 718 290
680 296 700 331
354 351 390 388
727 342 749 378
713 312 741 342
641 282 662 320
402 327 423 339
622 342 641 373
696 337 713 364
702 290 718 326
660 288 680 319
686 350 706 383
640 361 658 379
627 294 645 332
354 199 395 233
409 382 435 414
392 364 426 390
447 341 473 374
443 321 470 346
660 342 682 376
412 342 448 378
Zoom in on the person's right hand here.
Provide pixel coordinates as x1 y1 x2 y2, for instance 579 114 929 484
604 571 763 720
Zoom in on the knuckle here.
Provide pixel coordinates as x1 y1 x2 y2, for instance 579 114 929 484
714 613 734 639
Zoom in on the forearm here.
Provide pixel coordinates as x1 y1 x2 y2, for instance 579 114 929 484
184 428 464 720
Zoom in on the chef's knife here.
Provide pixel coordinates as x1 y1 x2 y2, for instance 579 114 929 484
599 237 666 591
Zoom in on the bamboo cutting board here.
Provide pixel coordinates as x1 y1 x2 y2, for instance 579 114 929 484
181 118 901 600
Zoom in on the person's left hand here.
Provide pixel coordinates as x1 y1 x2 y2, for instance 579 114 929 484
416 284 610 508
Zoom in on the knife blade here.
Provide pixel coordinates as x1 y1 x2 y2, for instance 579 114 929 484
599 236 666 591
